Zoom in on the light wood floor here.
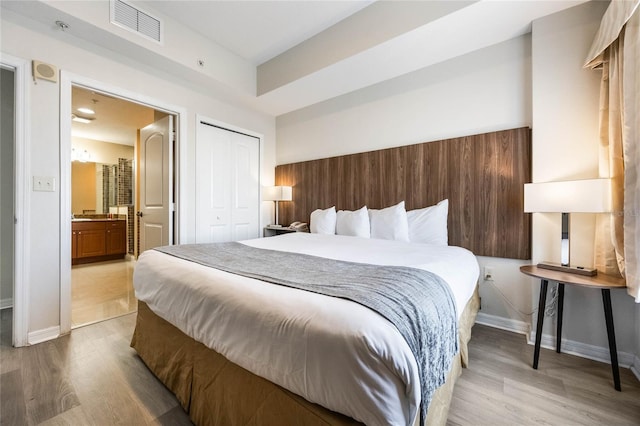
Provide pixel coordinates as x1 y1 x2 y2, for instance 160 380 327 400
448 325 640 425
0 308 192 425
1 311 638 425
71 258 137 327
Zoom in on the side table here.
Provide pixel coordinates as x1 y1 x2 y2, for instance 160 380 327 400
263 226 297 237
520 265 626 391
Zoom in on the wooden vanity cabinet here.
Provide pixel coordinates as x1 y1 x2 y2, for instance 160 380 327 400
72 220 126 264
106 221 127 254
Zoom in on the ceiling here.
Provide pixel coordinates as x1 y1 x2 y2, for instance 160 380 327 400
136 0 588 115
68 0 377 145
138 0 374 65
5 0 589 142
71 86 156 146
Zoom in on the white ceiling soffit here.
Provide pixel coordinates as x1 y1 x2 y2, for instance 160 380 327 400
137 0 374 65
256 0 589 115
257 0 477 96
1 0 588 117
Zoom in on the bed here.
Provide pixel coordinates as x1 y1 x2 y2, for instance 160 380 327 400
131 232 480 426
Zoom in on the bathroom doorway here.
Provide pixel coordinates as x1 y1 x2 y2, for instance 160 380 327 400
70 85 172 327
1 66 15 345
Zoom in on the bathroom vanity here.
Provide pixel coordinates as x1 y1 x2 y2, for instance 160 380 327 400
71 219 127 265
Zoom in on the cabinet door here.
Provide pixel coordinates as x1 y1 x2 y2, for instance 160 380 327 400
106 223 126 255
77 229 106 258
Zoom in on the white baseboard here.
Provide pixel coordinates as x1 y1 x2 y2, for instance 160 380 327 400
28 326 60 345
0 298 13 310
527 330 635 368
630 355 640 381
475 312 530 335
475 312 635 369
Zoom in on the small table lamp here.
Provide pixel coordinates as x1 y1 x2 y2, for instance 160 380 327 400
524 178 611 276
263 186 292 227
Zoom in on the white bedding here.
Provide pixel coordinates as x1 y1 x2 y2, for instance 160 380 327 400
134 233 479 426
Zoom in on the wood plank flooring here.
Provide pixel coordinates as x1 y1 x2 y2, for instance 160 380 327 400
448 324 640 425
1 309 638 425
0 308 192 426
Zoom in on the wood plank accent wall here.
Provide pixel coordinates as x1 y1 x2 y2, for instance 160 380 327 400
275 127 531 259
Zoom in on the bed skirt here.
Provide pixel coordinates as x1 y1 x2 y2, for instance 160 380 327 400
131 286 480 426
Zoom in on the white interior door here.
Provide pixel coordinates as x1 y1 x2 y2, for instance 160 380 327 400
196 123 260 243
139 115 173 252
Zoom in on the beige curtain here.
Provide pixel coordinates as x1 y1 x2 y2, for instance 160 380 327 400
585 0 640 302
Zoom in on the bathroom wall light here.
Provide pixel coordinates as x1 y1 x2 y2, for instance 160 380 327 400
71 148 91 162
77 107 95 114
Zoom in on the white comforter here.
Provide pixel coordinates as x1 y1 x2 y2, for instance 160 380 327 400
134 233 479 426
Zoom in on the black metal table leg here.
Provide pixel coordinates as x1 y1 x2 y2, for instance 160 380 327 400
556 283 564 353
602 289 621 391
533 279 548 370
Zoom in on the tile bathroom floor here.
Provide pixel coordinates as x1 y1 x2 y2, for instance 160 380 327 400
71 258 137 328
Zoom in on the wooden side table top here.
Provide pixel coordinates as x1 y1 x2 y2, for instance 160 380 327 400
520 265 626 289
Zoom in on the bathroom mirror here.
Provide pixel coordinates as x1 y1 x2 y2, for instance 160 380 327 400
71 161 118 215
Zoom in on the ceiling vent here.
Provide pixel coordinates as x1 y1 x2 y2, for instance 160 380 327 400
111 0 162 44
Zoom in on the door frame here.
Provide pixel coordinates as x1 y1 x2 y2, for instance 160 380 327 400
1 52 30 347
60 71 187 335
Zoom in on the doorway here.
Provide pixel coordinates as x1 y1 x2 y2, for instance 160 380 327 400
0 66 15 346
69 85 175 328
1 53 28 348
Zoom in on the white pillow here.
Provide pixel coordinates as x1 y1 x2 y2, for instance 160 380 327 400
310 206 337 234
336 206 370 238
406 199 449 245
368 201 409 242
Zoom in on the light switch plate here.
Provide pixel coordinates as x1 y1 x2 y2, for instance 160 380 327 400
33 176 55 192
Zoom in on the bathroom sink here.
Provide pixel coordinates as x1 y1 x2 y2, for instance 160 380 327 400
72 218 92 222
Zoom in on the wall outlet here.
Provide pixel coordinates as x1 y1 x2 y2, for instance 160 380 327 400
484 266 494 281
33 176 55 192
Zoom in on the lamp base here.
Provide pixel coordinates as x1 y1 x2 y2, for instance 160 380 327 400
537 262 597 276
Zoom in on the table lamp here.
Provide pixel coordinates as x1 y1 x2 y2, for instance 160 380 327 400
524 178 611 276
263 186 292 227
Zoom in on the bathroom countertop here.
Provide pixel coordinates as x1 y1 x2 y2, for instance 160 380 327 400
72 218 126 222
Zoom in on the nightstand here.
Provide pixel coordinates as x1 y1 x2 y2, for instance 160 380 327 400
263 226 296 237
520 265 626 391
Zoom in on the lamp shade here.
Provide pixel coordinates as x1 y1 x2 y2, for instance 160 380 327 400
524 178 611 213
263 186 292 201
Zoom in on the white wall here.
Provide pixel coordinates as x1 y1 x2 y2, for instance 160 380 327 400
277 2 639 364
1 14 276 335
24 0 256 96
531 1 637 357
277 34 536 332
277 35 531 164
1 67 15 308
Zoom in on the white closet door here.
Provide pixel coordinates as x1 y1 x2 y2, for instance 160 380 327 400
230 134 260 241
196 123 260 243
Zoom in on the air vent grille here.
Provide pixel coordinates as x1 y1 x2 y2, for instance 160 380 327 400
112 0 162 43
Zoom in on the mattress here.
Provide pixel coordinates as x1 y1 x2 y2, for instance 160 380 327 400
133 233 480 425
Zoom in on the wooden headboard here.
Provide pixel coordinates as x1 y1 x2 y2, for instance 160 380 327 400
275 127 531 259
